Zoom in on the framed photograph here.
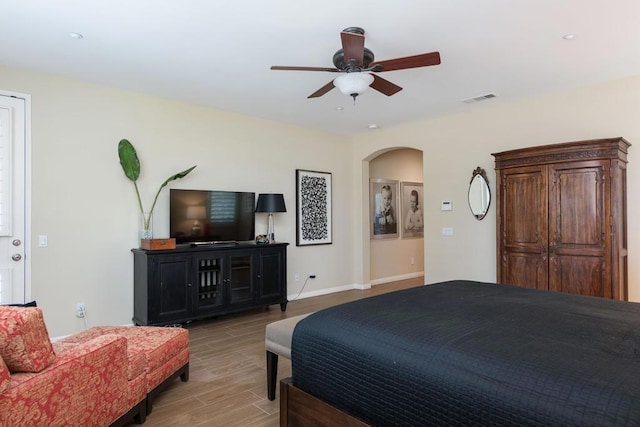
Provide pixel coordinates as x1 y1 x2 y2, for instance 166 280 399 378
370 179 399 239
401 182 424 238
296 169 332 246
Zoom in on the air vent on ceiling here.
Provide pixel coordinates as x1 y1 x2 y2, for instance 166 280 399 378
461 93 497 104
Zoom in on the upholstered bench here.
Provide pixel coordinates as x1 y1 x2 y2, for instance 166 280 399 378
59 325 189 415
265 313 312 401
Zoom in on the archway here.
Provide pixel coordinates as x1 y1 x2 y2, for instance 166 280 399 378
362 147 425 287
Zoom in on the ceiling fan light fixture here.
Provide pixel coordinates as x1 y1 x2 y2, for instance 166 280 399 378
334 72 374 100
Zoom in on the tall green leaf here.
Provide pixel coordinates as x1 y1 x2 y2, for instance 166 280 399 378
147 165 198 217
118 139 140 182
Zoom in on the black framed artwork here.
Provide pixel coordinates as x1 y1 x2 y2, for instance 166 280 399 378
296 169 332 246
370 178 399 239
401 181 424 238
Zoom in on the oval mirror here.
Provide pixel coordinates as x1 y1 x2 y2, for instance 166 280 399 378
468 167 491 220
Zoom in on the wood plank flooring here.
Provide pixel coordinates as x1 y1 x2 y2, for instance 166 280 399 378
130 277 423 427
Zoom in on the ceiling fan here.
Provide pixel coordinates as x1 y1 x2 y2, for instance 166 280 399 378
270 27 441 101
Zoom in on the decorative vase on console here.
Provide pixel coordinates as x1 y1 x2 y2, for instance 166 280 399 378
140 212 153 240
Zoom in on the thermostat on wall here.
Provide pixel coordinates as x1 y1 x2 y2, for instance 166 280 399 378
441 201 453 211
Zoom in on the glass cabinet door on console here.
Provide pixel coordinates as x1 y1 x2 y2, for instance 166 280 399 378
193 254 224 314
227 252 255 307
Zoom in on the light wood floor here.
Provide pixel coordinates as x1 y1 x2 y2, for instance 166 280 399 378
128 277 424 427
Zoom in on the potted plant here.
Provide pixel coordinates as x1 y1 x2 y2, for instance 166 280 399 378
118 139 197 239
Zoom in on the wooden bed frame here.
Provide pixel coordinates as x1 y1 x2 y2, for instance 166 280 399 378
280 377 370 427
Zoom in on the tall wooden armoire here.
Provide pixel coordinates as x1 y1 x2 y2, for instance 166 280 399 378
493 137 630 300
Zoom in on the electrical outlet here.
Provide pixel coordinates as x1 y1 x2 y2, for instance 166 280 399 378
294 274 300 282
410 257 415 265
76 303 86 318
309 272 316 279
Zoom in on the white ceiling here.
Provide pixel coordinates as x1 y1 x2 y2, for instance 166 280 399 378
2 0 640 135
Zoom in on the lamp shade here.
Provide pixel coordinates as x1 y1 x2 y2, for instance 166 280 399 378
255 193 286 213
333 72 374 97
185 206 206 220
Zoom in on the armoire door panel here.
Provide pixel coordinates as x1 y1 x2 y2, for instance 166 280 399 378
548 161 611 296
549 161 608 250
498 165 548 287
503 252 548 290
549 255 607 298
501 167 547 247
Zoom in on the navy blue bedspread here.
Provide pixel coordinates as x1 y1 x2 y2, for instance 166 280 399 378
291 280 640 426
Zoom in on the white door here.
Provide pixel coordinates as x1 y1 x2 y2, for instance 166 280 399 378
0 94 26 304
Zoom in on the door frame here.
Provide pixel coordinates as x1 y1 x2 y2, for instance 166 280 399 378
0 89 32 302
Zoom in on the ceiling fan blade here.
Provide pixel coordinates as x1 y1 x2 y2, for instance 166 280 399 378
341 31 365 67
307 81 335 98
370 74 403 96
271 66 340 72
372 52 441 72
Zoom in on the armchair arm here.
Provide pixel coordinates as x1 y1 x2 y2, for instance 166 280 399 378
1 334 130 426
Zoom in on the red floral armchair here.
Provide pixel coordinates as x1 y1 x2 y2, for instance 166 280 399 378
0 306 189 426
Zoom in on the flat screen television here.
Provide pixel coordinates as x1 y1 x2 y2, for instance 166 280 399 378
170 189 255 244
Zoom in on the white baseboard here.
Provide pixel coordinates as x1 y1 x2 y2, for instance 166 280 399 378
287 273 424 301
370 271 425 286
288 283 369 301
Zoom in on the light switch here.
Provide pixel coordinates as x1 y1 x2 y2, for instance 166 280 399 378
38 235 48 248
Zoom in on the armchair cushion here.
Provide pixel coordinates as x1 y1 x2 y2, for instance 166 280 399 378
0 307 55 373
0 356 8 392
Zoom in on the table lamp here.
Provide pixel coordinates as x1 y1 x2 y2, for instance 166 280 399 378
255 193 286 243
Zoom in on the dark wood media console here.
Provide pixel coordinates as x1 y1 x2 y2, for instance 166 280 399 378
132 242 288 326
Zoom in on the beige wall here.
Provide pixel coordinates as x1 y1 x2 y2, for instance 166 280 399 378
0 65 356 337
369 149 424 282
353 74 640 302
3 64 640 336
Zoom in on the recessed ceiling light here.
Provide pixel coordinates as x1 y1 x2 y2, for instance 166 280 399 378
336 106 344 111
69 32 84 39
562 34 575 40
368 124 379 130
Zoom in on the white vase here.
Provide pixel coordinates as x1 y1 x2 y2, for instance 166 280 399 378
140 212 153 240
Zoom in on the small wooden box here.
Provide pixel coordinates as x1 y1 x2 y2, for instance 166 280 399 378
141 238 176 250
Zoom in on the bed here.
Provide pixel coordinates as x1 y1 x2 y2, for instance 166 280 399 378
281 280 640 426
